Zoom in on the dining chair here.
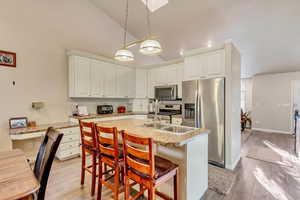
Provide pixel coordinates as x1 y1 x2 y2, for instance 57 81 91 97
79 120 98 196
33 127 63 200
95 125 124 200
121 131 179 200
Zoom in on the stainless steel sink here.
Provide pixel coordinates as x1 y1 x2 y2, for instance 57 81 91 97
162 126 195 134
143 122 169 129
143 122 196 135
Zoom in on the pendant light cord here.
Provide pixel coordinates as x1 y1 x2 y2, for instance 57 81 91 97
146 0 152 38
123 0 129 48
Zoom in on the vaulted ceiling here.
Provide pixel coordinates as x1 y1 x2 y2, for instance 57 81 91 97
90 0 300 77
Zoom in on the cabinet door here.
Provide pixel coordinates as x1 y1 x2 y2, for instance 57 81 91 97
127 68 135 98
206 50 225 76
136 69 148 98
104 63 116 98
148 70 156 98
176 63 184 98
116 66 127 97
90 60 105 97
184 54 207 80
75 56 91 97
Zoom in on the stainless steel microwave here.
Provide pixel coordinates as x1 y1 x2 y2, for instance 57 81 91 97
154 85 178 100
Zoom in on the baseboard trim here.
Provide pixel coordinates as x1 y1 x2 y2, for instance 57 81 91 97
252 128 291 135
226 153 241 170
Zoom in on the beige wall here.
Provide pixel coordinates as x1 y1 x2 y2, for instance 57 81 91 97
0 0 161 152
252 71 300 134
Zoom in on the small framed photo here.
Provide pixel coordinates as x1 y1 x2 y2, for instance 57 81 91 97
0 50 16 68
9 117 28 129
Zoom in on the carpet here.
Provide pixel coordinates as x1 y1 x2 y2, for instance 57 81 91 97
208 164 237 195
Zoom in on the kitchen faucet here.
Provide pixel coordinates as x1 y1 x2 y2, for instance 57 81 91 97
154 99 161 123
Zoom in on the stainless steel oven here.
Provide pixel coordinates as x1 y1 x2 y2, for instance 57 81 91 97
154 85 178 100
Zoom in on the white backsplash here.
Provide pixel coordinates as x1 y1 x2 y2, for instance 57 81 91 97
132 99 149 112
68 98 134 114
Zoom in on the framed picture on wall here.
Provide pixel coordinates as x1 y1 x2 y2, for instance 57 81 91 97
9 117 28 129
0 50 16 67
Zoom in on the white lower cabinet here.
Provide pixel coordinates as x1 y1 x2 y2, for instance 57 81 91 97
56 127 81 161
172 117 182 125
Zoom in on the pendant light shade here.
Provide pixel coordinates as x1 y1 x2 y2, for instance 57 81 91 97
114 49 134 62
139 39 162 55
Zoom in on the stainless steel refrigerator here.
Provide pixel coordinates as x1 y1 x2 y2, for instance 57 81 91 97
182 78 225 167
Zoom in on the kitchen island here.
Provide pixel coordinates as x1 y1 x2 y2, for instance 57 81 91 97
94 118 210 200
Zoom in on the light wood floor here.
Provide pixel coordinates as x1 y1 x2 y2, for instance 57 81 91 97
46 131 299 200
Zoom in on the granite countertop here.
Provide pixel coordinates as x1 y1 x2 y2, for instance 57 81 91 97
9 122 78 135
70 112 148 120
95 118 209 146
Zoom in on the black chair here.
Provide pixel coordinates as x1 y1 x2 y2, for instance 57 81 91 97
33 127 63 200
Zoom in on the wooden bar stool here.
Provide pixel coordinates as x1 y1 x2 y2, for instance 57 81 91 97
95 125 124 200
121 131 179 200
79 120 98 196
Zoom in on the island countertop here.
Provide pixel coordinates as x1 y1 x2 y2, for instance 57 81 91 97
96 118 209 146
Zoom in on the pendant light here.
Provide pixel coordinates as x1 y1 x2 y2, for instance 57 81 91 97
139 0 162 55
114 0 134 62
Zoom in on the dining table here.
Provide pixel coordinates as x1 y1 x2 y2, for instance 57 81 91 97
0 149 40 200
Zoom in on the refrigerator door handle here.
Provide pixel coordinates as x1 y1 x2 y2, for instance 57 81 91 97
198 96 202 128
195 90 199 128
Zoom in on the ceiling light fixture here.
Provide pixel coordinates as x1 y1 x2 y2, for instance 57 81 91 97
114 0 134 62
139 0 162 56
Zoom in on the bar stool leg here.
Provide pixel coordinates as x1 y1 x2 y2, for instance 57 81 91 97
97 160 103 200
174 170 178 200
80 152 86 185
114 166 120 200
91 153 97 196
148 186 155 200
124 176 130 200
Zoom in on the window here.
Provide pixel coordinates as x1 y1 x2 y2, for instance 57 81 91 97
241 78 253 112
141 0 168 12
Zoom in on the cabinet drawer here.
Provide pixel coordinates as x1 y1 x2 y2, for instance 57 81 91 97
61 134 80 143
172 118 182 125
60 127 80 135
56 147 80 160
58 141 80 151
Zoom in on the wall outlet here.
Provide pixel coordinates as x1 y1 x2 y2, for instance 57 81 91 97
255 121 261 124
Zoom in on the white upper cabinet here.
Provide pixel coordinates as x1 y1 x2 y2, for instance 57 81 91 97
115 66 135 98
147 63 184 99
69 56 91 97
184 49 225 81
90 59 105 97
135 69 148 98
116 66 128 98
206 50 225 76
176 63 184 98
103 63 116 98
